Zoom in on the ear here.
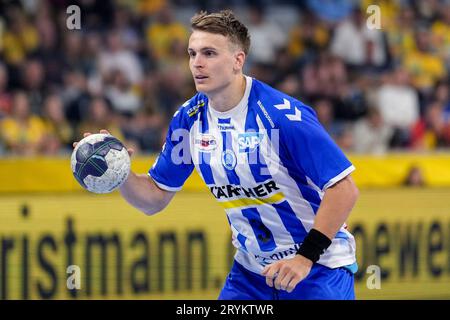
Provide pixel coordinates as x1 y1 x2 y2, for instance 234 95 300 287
233 51 246 72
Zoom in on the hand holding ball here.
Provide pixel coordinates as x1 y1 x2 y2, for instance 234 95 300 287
71 133 131 193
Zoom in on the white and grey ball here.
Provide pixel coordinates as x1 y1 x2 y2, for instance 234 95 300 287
71 133 130 193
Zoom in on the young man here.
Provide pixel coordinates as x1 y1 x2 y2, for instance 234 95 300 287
84 10 359 300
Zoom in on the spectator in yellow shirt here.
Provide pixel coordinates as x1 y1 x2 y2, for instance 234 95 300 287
0 91 47 155
145 5 188 66
41 94 75 154
2 6 39 66
403 28 446 92
431 5 450 68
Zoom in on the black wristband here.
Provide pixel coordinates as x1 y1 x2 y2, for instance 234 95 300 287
296 229 332 263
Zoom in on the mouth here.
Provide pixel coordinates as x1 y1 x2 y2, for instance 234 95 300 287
195 75 208 80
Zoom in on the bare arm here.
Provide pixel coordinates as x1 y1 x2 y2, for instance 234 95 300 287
119 171 176 216
262 174 359 292
74 130 176 216
313 174 359 239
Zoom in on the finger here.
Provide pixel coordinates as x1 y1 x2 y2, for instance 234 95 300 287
278 272 294 291
261 263 274 275
274 269 288 290
72 142 78 148
264 266 280 288
286 275 303 293
274 266 290 290
127 148 134 156
100 129 110 135
83 132 92 138
266 272 276 288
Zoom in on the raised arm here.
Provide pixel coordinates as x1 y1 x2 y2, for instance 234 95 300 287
74 130 176 216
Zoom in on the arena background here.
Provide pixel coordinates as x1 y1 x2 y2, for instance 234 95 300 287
0 0 449 299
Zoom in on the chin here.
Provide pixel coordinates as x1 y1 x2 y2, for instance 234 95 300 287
195 83 211 94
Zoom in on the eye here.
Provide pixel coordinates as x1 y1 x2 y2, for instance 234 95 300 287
205 50 215 56
188 51 196 58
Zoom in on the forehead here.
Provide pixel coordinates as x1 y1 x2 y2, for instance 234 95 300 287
188 30 231 50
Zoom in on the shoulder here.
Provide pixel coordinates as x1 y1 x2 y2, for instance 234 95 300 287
169 93 208 130
249 78 318 129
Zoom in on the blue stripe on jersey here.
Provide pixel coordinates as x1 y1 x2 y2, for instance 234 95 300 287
278 155 348 239
198 110 215 185
270 145 348 240
221 124 240 185
271 200 307 244
275 168 348 240
241 208 277 252
285 168 321 214
218 118 231 124
253 109 322 213
244 108 271 183
246 112 314 246
237 234 248 251
336 231 349 239
226 214 248 251
218 116 248 250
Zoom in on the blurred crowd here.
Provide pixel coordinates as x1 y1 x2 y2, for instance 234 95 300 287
0 0 449 156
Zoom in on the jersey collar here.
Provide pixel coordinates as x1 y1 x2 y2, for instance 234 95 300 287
208 75 253 119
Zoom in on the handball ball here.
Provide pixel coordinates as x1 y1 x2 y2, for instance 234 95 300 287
71 133 131 193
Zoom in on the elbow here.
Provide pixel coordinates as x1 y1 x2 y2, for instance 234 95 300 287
141 205 164 216
142 208 159 216
338 175 359 204
349 180 359 204
352 184 360 203
140 199 168 216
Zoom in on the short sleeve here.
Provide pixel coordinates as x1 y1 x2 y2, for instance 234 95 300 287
148 110 194 191
280 105 354 191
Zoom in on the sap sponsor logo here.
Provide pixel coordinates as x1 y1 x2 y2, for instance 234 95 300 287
217 123 235 131
222 150 237 170
238 132 263 153
187 101 205 117
210 180 280 200
194 134 217 152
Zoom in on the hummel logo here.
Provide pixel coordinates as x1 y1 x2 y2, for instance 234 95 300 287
274 98 302 122
286 107 301 121
274 98 291 110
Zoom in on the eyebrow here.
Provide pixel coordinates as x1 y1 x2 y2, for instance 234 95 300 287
188 47 218 52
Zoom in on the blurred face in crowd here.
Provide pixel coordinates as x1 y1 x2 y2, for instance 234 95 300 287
24 60 44 90
315 99 333 126
107 32 123 52
44 95 65 123
0 64 7 91
13 92 30 120
188 30 245 98
394 69 410 86
90 98 110 124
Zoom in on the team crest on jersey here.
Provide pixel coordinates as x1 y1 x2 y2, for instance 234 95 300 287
194 134 217 152
238 132 263 153
222 149 237 170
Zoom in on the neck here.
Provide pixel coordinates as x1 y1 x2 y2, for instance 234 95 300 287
208 75 246 113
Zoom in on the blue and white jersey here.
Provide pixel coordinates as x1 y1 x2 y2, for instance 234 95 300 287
149 76 356 274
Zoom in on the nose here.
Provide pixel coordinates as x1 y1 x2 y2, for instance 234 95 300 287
192 54 204 69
